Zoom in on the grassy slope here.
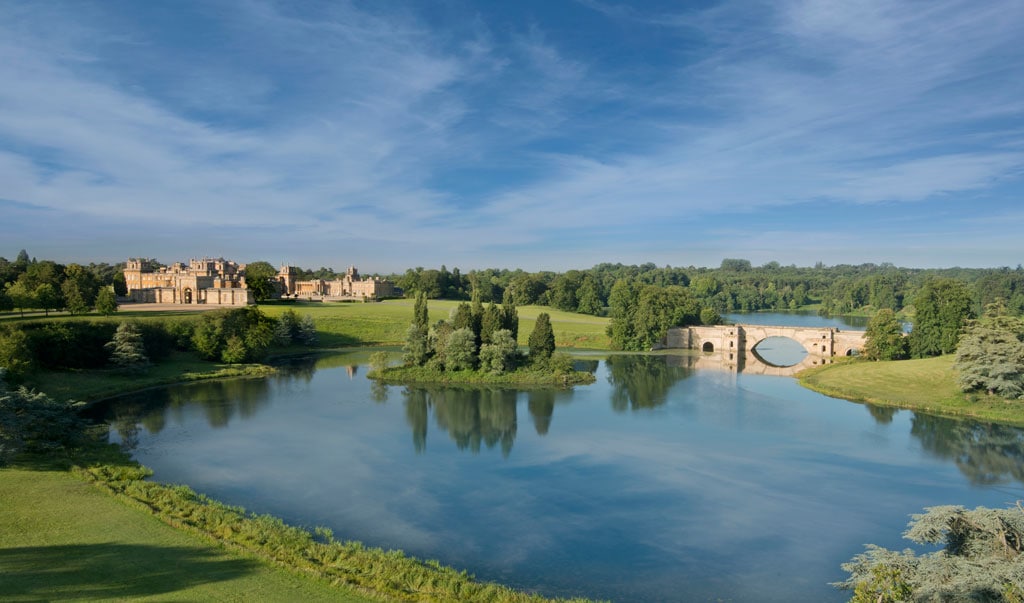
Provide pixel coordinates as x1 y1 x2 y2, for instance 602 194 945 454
260 300 612 350
799 355 1024 426
0 468 378 603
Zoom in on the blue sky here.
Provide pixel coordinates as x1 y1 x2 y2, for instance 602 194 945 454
1 0 1021 273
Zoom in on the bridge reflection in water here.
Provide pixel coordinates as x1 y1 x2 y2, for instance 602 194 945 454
662 348 832 377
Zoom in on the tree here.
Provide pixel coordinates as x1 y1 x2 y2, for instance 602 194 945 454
274 309 299 345
954 301 1024 399
720 258 752 272
112 271 128 296
863 309 909 360
479 329 518 374
576 275 603 315
0 327 34 383
297 315 317 346
60 264 97 315
403 324 430 366
5 281 34 318
94 287 118 315
104 322 150 371
631 285 699 350
413 291 429 330
837 503 1024 602
244 261 279 302
445 327 477 371
528 313 555 365
607 279 640 350
910 278 975 357
699 306 722 326
480 303 502 344
34 283 61 317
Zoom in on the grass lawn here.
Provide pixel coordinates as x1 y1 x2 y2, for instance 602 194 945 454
799 355 1024 426
0 468 380 602
259 299 612 350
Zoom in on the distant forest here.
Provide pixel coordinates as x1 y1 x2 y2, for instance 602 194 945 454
390 259 1024 318
2 250 1023 319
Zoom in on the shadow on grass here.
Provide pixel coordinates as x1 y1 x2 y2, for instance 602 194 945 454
0 542 260 600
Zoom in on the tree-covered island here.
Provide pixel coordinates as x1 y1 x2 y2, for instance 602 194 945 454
369 292 595 387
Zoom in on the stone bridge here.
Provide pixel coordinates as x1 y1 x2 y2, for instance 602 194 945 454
660 324 865 376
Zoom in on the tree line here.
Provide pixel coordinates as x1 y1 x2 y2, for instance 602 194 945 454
0 307 317 385
0 250 123 317
393 260 1024 322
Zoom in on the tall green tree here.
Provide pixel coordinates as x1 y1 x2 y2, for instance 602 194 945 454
863 309 909 360
34 283 61 317
104 322 150 371
576 275 603 315
607 279 640 350
528 313 556 364
244 261 279 302
413 291 429 330
501 295 519 340
94 287 118 315
61 264 98 315
954 301 1024 399
909 278 975 357
480 303 502 344
403 323 430 366
4 282 34 318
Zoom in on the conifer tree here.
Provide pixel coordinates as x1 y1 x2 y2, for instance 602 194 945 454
480 303 502 344
528 313 555 364
955 301 1024 398
94 287 118 315
105 322 150 371
297 314 317 346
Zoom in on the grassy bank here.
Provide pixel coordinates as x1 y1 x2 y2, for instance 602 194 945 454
28 350 275 403
0 467 376 602
799 356 1024 426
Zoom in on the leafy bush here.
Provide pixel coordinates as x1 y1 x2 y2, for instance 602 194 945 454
0 379 87 465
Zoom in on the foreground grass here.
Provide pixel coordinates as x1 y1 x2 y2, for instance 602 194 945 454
799 355 1024 427
26 351 275 404
0 467 376 602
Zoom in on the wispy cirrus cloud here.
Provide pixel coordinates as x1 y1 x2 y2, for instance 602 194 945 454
0 0 1021 269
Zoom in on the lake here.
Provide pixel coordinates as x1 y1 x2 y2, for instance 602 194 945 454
93 315 1024 602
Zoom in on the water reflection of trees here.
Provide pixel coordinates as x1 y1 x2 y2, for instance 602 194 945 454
911 413 1024 486
402 387 573 456
865 404 898 424
105 377 275 450
606 355 693 412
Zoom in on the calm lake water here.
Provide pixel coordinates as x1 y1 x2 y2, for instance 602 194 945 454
93 315 1024 602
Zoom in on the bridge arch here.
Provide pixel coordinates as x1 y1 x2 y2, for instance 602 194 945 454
661 324 867 365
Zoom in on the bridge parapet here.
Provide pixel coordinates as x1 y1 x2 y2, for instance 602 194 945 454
662 324 865 358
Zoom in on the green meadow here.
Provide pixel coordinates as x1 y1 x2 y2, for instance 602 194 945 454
258 299 613 350
0 468 376 603
799 355 1024 427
